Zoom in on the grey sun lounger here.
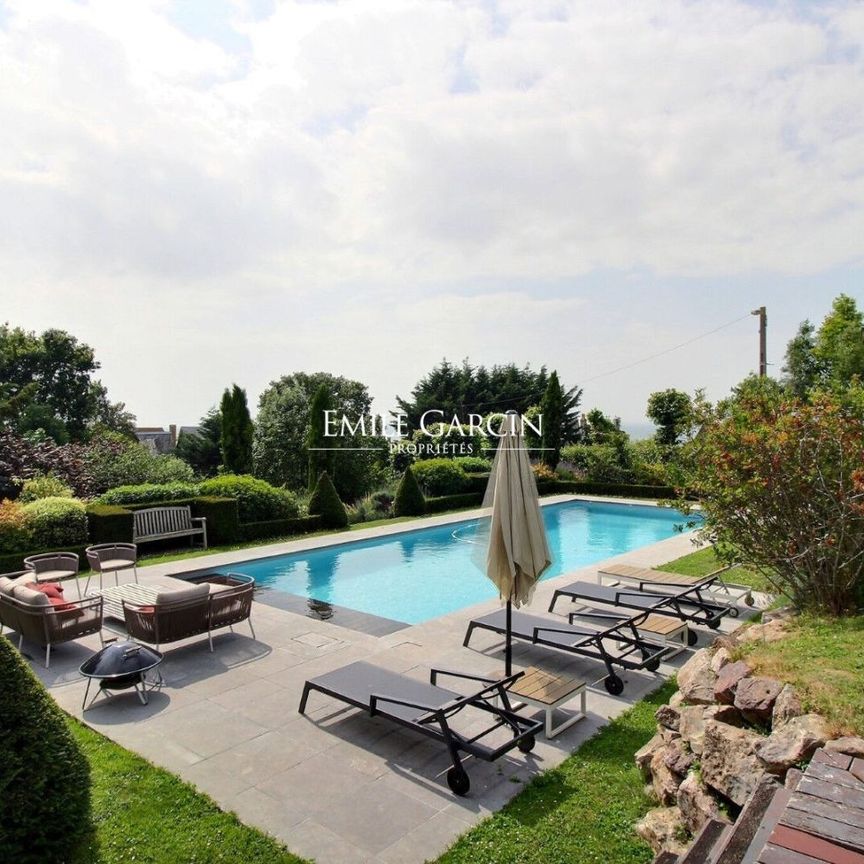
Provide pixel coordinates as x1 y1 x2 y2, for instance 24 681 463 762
299 660 543 795
463 607 669 695
597 562 754 607
548 579 735 633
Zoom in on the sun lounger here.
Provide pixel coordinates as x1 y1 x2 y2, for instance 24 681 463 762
548 579 734 632
299 661 543 795
463 607 669 695
597 562 754 607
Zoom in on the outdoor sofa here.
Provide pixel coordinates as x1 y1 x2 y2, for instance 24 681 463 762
0 571 103 667
121 573 255 652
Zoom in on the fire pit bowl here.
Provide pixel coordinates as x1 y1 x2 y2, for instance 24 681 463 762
79 641 164 710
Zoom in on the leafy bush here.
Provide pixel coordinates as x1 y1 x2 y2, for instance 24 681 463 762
0 634 91 862
394 467 426 516
411 458 468 496
0 500 32 553
22 497 88 549
200 474 298 522
560 443 632 483
308 471 348 528
18 474 74 503
454 456 492 473
684 385 864 614
98 482 201 505
83 432 195 494
346 491 395 524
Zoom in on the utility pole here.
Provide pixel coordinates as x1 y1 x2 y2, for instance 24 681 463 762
751 306 767 377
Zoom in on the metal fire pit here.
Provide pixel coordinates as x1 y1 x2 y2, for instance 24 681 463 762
79 641 164 710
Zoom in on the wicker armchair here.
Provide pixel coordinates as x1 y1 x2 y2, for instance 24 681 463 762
23 552 82 599
122 574 255 652
85 543 138 592
0 572 103 667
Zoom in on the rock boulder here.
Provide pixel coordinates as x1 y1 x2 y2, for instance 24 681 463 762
677 649 717 705
825 736 864 759
635 806 688 856
714 661 751 704
771 684 804 728
677 772 730 835
701 720 766 806
756 714 830 775
655 704 681 731
734 677 783 723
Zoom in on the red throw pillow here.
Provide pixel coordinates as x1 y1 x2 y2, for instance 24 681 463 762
47 595 76 613
25 582 65 599
136 606 156 614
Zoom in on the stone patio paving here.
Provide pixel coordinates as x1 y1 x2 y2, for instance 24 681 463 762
24 497 749 864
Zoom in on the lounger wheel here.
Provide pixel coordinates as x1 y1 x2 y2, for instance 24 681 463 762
707 619 721 630
517 734 536 754
645 657 661 673
687 630 699 647
728 607 740 618
744 594 755 607
604 674 624 696
447 767 471 796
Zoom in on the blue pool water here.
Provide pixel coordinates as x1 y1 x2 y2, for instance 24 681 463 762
227 501 689 625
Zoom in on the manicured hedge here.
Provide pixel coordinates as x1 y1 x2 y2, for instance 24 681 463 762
86 504 134 544
0 545 88 575
425 492 484 513
97 482 201 505
0 635 91 862
239 515 322 542
466 473 491 494
200 475 299 522
536 480 678 499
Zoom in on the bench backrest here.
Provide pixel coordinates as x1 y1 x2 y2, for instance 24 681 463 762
134 506 194 538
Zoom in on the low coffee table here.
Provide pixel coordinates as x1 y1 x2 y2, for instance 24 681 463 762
88 583 159 621
508 667 587 738
79 641 164 710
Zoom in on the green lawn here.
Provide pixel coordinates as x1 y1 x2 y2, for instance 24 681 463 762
734 613 864 737
69 719 307 864
435 682 675 864
657 546 771 593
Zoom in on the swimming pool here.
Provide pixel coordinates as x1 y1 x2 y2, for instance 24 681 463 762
223 500 689 625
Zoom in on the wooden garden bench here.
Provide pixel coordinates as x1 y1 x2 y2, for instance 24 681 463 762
133 506 207 549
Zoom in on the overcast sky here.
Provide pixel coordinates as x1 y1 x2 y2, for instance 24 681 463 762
2 0 862 434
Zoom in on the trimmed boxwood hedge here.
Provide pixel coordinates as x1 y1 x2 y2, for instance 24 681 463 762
425 492 484 513
86 504 135 544
536 479 679 499
239 515 322 542
0 634 91 862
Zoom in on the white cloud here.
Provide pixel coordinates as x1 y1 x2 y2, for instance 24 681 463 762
1 0 862 425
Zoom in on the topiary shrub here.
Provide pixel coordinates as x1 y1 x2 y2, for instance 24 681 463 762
0 636 91 862
97 481 201 505
18 474 74 504
411 458 469 496
0 499 33 553
393 467 426 516
199 474 299 523
22 497 88 548
308 471 349 528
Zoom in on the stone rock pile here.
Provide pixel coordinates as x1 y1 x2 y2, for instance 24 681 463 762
634 616 864 857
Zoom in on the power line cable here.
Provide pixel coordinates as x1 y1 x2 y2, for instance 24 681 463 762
581 313 752 384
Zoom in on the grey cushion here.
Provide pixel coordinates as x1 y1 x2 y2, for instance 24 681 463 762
12 584 51 606
0 576 24 596
154 582 209 606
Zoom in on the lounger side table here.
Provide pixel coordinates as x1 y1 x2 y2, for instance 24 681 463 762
508 667 587 738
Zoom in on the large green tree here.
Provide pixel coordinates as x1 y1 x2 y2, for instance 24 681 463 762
220 385 254 474
0 325 132 442
175 408 222 476
646 388 692 447
254 371 385 500
540 371 564 468
783 294 864 396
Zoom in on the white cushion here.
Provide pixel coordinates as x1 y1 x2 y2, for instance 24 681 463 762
154 582 209 606
0 576 24 596
97 559 136 571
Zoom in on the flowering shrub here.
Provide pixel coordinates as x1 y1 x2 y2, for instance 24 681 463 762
684 385 864 614
532 462 557 482
0 500 32 553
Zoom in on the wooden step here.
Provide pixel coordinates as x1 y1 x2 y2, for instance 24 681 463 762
680 819 731 863
724 777 789 864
